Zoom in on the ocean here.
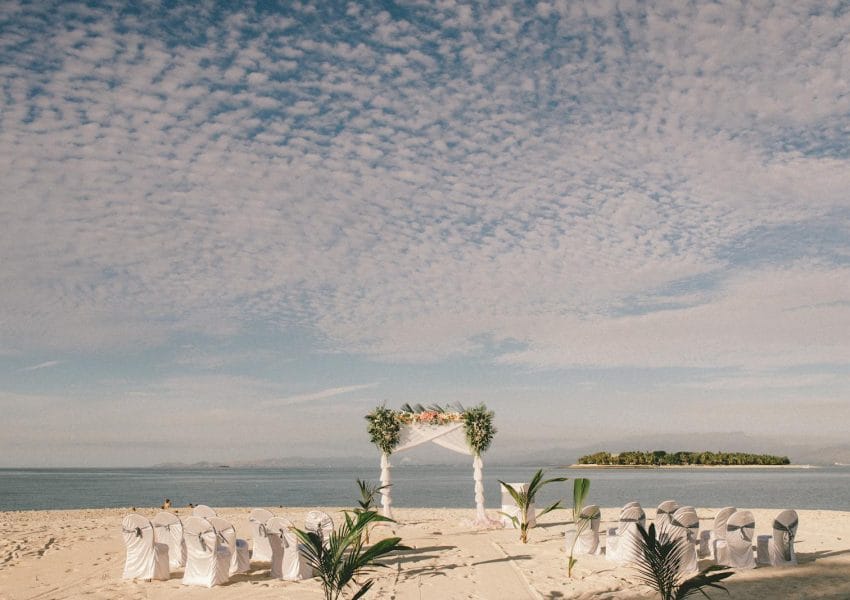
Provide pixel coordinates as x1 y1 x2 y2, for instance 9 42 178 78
2 465 848 512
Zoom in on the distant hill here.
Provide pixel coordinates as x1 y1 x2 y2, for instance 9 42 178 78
150 433 850 468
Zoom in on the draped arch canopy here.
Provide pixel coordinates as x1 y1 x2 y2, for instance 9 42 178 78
365 405 496 524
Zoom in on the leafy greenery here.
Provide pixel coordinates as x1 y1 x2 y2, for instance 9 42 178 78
366 403 496 457
354 479 388 544
365 405 402 455
463 404 497 456
399 402 463 414
355 479 386 512
633 522 733 600
498 469 567 543
294 509 409 600
566 478 596 577
578 450 790 466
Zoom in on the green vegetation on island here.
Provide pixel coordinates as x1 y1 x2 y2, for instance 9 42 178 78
578 450 790 466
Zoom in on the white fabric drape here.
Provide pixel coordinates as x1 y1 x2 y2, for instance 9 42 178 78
181 517 231 587
266 517 313 581
769 509 798 566
395 423 469 454
122 514 170 581
380 452 393 519
207 517 250 575
380 423 494 524
248 508 274 563
152 511 186 569
717 510 756 569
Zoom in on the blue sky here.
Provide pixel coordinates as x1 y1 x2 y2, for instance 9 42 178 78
1 0 849 467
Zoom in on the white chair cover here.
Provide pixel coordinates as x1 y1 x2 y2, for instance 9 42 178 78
305 510 334 548
769 509 798 566
182 516 231 587
565 504 601 555
654 500 680 535
152 511 186 569
249 508 275 562
192 505 217 518
669 506 699 573
500 482 536 528
207 516 250 575
121 514 170 581
606 505 646 564
710 507 737 560
266 517 313 580
717 510 756 569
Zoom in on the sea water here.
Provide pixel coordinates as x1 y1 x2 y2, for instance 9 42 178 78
1 465 848 511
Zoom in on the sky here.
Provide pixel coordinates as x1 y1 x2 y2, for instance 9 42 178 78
1 0 849 467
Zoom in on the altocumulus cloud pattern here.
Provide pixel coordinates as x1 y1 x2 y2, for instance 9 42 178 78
2 0 849 374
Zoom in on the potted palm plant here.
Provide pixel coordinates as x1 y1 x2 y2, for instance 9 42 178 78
498 469 567 543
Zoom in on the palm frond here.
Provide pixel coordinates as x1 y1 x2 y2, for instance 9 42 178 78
674 565 734 600
497 480 525 507
294 507 408 600
572 478 591 518
633 523 733 600
535 499 563 520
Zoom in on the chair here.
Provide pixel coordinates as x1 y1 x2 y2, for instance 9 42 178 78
266 516 314 580
654 500 680 535
207 516 250 575
182 516 232 587
716 510 756 569
668 506 699 573
192 505 217 518
565 504 601 555
710 507 737 560
499 482 537 529
606 504 645 564
768 509 798 566
121 514 170 580
152 511 186 569
248 508 275 562
305 510 335 548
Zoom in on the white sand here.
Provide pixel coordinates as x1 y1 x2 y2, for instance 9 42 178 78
1 506 848 599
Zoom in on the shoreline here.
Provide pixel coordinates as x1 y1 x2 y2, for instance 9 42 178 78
568 463 816 469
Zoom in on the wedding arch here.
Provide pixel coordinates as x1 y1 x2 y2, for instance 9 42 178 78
365 403 496 523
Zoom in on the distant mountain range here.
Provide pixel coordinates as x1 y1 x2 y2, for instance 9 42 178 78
151 432 850 468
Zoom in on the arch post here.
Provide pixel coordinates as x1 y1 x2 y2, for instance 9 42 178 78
379 452 393 519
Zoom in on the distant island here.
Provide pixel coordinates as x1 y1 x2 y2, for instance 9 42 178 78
576 450 791 466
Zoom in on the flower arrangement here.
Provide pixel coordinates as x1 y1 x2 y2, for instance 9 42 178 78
365 403 496 456
463 404 496 456
365 405 401 455
396 410 463 425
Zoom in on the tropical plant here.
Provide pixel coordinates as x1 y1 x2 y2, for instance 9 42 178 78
633 522 733 600
566 477 595 577
355 479 389 544
498 469 567 543
463 404 497 456
365 405 402 455
294 509 409 600
578 450 790 466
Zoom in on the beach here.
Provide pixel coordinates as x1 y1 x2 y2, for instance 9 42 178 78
2 506 848 599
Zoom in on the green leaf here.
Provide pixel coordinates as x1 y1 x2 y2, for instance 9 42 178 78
572 478 591 517
535 500 563 520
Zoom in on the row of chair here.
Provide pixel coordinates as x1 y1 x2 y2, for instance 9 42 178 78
121 505 335 587
565 500 798 572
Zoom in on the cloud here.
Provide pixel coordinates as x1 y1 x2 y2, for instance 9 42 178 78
0 0 847 377
19 360 63 372
260 382 381 408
